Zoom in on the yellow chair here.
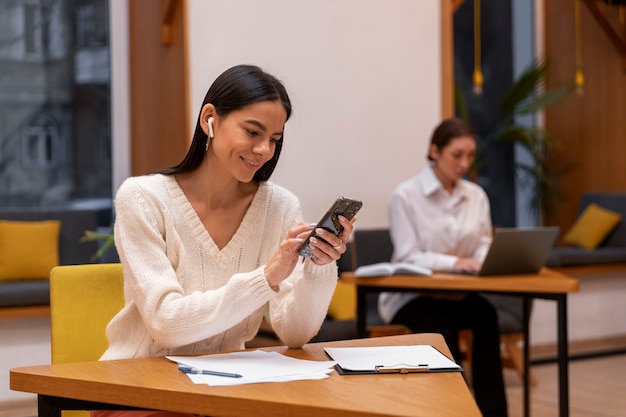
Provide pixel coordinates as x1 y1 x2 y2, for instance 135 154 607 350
327 279 357 321
49 263 125 417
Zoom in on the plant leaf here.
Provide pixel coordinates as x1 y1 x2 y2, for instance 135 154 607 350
517 86 575 114
500 60 547 115
454 83 469 121
80 230 115 261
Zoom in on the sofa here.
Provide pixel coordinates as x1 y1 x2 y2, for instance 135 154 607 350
0 206 113 317
546 192 626 268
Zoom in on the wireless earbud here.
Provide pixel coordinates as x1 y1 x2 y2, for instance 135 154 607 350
207 117 214 138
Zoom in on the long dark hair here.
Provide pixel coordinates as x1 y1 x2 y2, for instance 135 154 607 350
156 64 292 181
427 118 476 161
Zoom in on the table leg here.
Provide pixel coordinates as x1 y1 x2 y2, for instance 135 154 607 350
523 296 531 417
38 395 140 417
38 395 61 417
356 286 368 338
557 295 569 417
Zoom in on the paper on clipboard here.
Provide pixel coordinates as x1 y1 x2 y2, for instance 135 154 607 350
324 345 463 374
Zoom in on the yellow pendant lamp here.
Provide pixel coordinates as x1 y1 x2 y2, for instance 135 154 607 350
472 0 483 95
574 0 585 94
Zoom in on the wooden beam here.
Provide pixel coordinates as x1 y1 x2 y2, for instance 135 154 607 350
582 0 626 69
130 0 188 175
0 305 50 320
161 0 178 46
441 0 455 118
452 0 465 13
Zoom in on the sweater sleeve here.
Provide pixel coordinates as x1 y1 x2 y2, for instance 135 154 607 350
269 258 338 348
258 188 339 348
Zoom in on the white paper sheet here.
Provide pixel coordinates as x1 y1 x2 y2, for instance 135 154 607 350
167 350 336 386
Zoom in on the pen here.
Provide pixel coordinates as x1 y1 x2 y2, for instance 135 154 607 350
178 365 242 378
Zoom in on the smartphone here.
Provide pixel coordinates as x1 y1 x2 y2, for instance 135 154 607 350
298 197 363 257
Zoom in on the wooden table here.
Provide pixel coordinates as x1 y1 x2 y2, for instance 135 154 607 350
11 333 480 417
341 267 580 417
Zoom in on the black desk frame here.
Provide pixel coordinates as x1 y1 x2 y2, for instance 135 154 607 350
354 286 570 417
38 395 141 417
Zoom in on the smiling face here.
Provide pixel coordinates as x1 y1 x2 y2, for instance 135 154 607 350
429 135 476 191
208 100 287 183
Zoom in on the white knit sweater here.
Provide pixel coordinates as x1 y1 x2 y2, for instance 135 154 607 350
101 175 338 360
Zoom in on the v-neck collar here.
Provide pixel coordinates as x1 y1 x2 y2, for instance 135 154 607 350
166 176 268 260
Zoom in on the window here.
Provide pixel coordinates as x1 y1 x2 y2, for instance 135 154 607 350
0 0 111 209
21 116 60 169
23 3 40 54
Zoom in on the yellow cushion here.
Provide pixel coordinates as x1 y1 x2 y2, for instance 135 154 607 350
0 220 61 281
327 280 356 320
563 203 622 250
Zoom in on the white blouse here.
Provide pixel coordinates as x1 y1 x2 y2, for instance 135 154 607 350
378 165 493 323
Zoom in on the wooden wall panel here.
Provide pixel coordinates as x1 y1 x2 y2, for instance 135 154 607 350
129 0 188 176
441 0 454 119
544 0 626 236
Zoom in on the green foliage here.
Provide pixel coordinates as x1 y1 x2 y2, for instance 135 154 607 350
495 59 575 217
455 59 574 219
500 60 573 116
80 230 115 262
454 83 469 122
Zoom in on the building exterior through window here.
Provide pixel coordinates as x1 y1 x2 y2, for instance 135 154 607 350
0 0 111 213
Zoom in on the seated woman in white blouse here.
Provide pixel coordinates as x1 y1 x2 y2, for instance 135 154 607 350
379 118 508 417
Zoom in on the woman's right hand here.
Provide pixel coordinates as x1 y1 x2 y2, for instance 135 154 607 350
264 222 314 288
454 257 482 273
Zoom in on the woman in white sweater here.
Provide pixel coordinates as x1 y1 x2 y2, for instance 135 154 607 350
95 65 352 417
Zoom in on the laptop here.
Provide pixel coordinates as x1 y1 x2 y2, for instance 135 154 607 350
475 226 559 276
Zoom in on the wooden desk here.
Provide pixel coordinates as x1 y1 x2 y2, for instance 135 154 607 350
341 267 580 417
11 333 480 417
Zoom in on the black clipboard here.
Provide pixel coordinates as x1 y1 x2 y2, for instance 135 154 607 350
333 363 464 375
325 345 464 375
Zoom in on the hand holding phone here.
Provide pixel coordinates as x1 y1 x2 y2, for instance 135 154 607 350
299 197 363 257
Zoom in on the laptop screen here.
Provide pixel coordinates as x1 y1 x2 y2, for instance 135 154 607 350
477 227 559 276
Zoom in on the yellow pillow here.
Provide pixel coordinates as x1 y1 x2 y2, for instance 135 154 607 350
563 203 621 250
0 220 61 281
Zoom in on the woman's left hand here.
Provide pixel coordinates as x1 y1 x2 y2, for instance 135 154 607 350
307 215 356 265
